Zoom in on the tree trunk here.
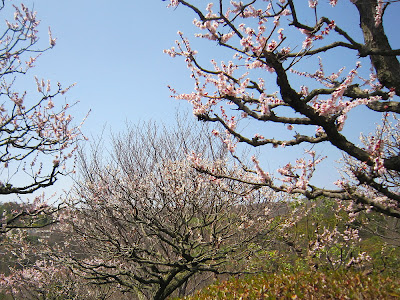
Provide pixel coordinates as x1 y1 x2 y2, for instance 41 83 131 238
354 0 400 94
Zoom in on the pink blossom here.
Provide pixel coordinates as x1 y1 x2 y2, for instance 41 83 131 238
254 133 264 140
308 0 318 8
48 27 56 47
211 129 219 136
375 1 384 27
251 155 271 183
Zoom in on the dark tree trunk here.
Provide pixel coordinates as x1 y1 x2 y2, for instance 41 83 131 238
355 0 400 94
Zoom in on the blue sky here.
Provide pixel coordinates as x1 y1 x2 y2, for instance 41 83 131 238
27 0 400 133
21 0 197 129
3 0 400 199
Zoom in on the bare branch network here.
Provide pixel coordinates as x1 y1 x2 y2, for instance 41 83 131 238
57 122 288 300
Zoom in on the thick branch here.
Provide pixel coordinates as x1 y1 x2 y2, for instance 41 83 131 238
354 0 400 94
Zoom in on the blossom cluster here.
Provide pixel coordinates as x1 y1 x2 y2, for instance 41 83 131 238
165 0 400 221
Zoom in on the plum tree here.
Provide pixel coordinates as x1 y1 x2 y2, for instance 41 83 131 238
59 121 284 300
0 1 84 234
164 0 400 219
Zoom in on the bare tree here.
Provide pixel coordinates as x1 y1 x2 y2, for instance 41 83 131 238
163 0 400 219
60 121 283 300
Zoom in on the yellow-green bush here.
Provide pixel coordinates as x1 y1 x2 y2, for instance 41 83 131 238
178 270 400 299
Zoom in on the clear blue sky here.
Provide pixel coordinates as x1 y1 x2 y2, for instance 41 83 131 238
20 0 198 130
3 0 400 200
